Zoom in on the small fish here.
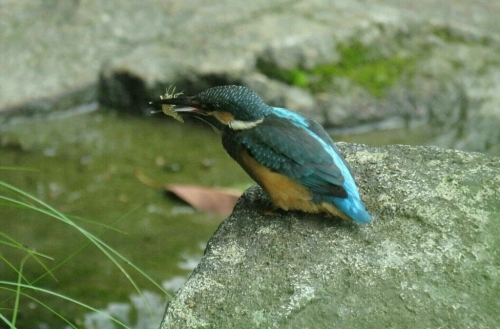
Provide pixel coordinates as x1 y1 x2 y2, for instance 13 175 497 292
150 86 184 123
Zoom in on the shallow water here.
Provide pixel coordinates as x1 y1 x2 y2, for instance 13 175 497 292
0 109 433 328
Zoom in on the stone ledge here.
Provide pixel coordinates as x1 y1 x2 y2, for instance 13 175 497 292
161 143 500 329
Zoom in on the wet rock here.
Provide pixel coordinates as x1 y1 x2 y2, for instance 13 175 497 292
161 143 500 329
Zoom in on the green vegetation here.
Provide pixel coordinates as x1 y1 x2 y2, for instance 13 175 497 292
256 60 309 88
257 41 417 98
0 177 168 329
0 110 243 328
312 42 416 97
431 26 492 45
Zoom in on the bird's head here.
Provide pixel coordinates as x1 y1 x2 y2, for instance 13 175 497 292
151 85 270 130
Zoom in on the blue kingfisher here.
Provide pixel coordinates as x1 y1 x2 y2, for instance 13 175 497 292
151 85 372 224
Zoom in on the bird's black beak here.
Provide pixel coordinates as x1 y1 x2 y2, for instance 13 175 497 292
149 96 208 115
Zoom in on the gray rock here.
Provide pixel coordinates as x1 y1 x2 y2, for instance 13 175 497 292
160 143 500 329
436 70 500 154
318 79 383 127
3 1 500 150
242 73 321 123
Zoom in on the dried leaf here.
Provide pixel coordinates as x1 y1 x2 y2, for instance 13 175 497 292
166 184 241 217
135 169 242 216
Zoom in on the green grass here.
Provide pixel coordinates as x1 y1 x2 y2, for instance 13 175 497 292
0 174 198 328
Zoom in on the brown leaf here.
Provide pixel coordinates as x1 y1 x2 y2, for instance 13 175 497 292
135 169 242 216
166 184 241 217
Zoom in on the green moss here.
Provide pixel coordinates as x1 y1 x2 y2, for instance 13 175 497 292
312 51 416 97
257 41 417 98
432 27 466 43
432 26 492 46
256 59 309 88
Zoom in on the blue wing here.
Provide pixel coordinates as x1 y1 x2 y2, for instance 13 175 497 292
239 114 348 199
222 108 372 224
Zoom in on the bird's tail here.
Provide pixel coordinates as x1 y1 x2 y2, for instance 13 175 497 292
332 196 372 224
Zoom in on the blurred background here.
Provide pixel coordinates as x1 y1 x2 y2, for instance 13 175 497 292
1 0 500 328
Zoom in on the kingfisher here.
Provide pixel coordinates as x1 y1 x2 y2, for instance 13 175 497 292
150 85 372 224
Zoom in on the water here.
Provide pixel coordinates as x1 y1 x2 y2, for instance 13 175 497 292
0 108 433 328
0 109 249 328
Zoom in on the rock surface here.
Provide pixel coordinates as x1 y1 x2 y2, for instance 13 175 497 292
2 1 500 152
160 143 500 329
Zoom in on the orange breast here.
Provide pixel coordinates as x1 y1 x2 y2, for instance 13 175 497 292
236 149 350 221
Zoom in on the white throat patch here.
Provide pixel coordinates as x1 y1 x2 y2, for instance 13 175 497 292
228 118 264 131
